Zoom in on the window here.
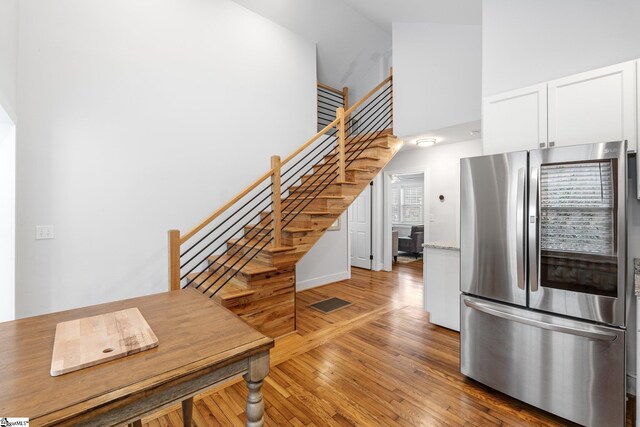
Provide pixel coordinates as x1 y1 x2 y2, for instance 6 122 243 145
391 182 423 224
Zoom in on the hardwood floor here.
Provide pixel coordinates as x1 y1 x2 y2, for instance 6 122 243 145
144 261 633 426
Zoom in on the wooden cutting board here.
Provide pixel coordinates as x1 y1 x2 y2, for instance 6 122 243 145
50 307 159 376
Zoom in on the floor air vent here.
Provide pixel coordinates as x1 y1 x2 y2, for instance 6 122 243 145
308 297 352 314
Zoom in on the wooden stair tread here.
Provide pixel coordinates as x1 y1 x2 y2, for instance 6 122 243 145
285 194 345 200
244 225 314 234
207 254 278 275
345 141 392 151
294 181 358 189
227 239 295 253
281 209 331 215
345 128 392 142
322 154 381 161
185 273 252 299
283 226 314 233
208 283 256 301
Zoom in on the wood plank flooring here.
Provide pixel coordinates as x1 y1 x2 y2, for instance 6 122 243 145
144 261 634 426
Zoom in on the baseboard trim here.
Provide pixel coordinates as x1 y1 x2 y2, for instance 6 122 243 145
296 270 351 292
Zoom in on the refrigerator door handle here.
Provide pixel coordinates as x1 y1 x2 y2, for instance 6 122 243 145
516 167 525 290
463 299 618 342
528 167 539 292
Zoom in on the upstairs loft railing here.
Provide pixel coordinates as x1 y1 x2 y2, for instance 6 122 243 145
317 83 348 130
168 71 393 295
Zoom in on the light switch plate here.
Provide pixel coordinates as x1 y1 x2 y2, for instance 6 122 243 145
36 225 54 240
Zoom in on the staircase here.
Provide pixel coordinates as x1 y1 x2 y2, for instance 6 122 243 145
168 73 401 337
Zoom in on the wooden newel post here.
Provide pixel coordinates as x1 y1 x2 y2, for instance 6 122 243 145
342 86 349 114
336 107 346 182
271 155 282 248
168 230 181 291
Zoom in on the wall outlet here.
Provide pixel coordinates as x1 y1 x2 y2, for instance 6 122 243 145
36 225 54 240
429 214 435 222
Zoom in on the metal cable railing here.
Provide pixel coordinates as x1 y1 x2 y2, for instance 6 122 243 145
168 75 392 299
317 84 346 129
281 81 392 227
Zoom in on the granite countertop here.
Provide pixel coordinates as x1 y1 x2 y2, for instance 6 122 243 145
422 241 460 251
635 259 640 296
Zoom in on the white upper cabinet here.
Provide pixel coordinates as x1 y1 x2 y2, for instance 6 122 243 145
548 61 637 151
482 83 548 155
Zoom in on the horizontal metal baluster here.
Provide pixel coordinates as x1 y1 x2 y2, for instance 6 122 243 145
183 196 274 284
180 183 272 258
209 230 277 297
199 218 275 294
345 85 391 128
345 92 391 135
180 189 274 270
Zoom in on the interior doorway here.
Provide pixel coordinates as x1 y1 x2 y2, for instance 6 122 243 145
382 169 429 271
0 104 15 322
348 183 373 270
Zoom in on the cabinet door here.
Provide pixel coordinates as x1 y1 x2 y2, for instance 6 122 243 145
482 84 548 155
548 61 636 151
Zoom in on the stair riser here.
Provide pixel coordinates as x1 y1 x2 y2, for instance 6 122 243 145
345 131 393 145
226 244 298 269
325 146 388 163
287 212 339 229
288 184 345 196
299 169 356 185
202 266 252 285
206 259 291 286
345 139 392 152
215 272 294 308
243 227 311 242
312 158 383 175
344 157 386 170
282 198 347 213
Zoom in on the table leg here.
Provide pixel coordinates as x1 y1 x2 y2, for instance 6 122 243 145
128 421 142 427
243 352 270 427
182 397 193 427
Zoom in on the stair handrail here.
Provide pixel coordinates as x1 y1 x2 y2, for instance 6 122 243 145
168 70 393 292
316 82 348 130
344 75 391 118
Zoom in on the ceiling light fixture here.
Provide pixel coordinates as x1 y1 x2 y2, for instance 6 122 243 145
416 137 436 147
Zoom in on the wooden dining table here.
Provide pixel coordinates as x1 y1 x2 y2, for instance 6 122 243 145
0 288 274 426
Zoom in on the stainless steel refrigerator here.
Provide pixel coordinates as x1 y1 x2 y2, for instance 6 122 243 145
460 141 627 426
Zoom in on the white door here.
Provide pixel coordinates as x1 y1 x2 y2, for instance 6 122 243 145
482 83 548 155
548 61 636 151
349 185 371 270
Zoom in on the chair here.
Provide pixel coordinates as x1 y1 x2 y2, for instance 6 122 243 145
392 230 399 262
398 225 424 257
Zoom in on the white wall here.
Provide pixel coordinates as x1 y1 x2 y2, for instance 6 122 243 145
16 0 317 317
233 0 392 101
483 0 640 96
0 0 18 121
296 212 349 291
393 22 482 137
383 140 482 243
231 0 391 289
0 107 15 322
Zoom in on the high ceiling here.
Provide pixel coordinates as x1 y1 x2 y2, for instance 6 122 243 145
340 0 482 33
